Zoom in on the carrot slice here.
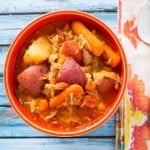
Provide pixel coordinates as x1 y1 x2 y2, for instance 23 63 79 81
82 95 97 108
72 21 121 67
85 80 96 91
49 84 84 107
71 21 104 56
36 99 49 112
57 54 66 64
103 44 121 68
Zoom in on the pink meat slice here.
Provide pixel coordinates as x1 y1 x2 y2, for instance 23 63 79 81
17 64 48 97
56 57 86 87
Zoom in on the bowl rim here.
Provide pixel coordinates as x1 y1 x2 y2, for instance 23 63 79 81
4 9 128 137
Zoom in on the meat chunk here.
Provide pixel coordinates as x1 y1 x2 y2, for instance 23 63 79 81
83 49 93 66
56 57 87 87
17 64 48 97
62 40 82 64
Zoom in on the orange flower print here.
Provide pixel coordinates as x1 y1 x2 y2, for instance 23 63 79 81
131 122 150 150
127 65 150 113
128 74 150 113
124 18 141 49
125 65 150 150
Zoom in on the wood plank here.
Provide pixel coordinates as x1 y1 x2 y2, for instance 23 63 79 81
0 0 117 13
0 138 115 150
0 12 117 45
0 46 7 75
0 107 115 137
0 12 117 30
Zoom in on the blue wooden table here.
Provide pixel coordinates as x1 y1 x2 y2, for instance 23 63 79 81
0 0 118 149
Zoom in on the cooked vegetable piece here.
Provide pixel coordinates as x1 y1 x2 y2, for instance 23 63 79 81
49 84 84 107
83 49 93 65
54 82 69 90
36 98 49 112
23 36 52 65
81 66 92 73
96 77 116 94
57 54 66 64
93 70 119 83
96 77 118 102
17 64 48 97
97 102 106 111
103 44 121 67
92 70 120 102
85 80 96 91
72 21 121 67
72 21 104 56
62 40 82 63
44 82 69 98
56 57 87 87
56 28 65 42
91 56 103 72
82 95 97 108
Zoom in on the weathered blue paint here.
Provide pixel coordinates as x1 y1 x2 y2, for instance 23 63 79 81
0 138 115 150
0 0 117 13
0 107 116 137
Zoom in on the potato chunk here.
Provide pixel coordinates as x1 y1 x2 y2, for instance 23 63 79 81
23 36 52 65
17 64 48 97
56 57 87 87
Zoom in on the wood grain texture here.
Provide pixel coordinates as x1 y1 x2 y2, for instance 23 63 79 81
0 138 115 150
0 12 117 30
0 107 115 137
0 0 117 13
0 12 117 45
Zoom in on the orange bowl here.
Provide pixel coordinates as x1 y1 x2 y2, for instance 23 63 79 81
4 10 128 137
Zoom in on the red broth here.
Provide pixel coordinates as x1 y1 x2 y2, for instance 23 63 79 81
15 20 121 131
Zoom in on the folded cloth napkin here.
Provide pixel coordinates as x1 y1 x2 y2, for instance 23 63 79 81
116 0 150 150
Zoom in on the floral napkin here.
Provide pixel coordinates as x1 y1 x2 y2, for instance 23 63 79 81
116 0 150 149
